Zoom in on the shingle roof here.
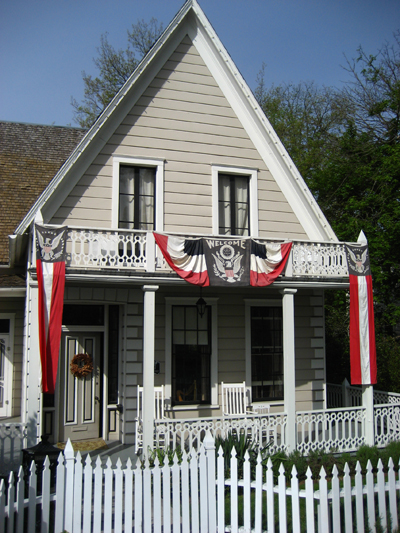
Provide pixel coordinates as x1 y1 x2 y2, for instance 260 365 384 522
0 122 86 265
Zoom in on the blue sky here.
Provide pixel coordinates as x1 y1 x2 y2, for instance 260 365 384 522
1 0 398 127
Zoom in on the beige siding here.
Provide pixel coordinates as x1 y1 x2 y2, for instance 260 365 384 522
51 36 307 239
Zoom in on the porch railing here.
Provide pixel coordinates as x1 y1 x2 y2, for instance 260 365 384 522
0 423 27 476
327 379 400 408
153 412 288 454
56 227 351 278
296 406 366 454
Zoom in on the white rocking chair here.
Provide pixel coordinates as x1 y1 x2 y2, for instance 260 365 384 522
135 385 166 453
221 381 254 416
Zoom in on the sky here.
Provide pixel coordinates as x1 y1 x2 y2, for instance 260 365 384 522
1 0 399 128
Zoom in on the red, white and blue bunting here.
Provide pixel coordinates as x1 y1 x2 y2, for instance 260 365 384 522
35 225 67 394
154 233 292 287
345 231 377 385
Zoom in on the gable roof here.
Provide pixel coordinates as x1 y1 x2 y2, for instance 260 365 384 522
0 121 86 265
15 0 337 242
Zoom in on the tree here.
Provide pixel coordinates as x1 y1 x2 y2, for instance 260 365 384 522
255 68 351 183
256 32 400 391
72 18 163 127
342 30 400 144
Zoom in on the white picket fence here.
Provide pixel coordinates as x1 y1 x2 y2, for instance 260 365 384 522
1 434 400 533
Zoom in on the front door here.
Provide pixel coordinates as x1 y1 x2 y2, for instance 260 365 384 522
59 333 102 441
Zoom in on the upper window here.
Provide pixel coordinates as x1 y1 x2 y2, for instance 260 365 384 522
250 306 283 401
119 166 155 230
218 174 249 236
112 157 164 231
212 165 258 237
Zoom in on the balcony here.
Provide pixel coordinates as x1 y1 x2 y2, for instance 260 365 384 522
43 227 350 280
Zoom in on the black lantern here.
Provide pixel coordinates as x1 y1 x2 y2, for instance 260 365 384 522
22 435 62 493
196 287 207 317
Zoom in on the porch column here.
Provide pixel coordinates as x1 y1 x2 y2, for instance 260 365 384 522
24 282 42 446
362 385 374 446
281 288 297 452
142 285 159 455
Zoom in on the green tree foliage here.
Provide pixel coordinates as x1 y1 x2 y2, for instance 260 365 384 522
255 68 351 184
71 18 163 127
257 32 400 391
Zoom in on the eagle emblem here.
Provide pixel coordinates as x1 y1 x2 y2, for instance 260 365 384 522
36 226 67 262
346 245 369 275
212 244 244 283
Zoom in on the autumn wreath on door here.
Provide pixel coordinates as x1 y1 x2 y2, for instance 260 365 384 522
70 353 94 378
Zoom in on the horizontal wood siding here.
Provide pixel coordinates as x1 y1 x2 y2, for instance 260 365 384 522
51 36 307 239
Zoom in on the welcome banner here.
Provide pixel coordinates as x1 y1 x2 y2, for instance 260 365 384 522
154 233 292 288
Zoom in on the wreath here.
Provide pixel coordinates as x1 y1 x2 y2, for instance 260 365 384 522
70 353 93 378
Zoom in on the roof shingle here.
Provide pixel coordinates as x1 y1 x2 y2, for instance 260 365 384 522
0 122 86 265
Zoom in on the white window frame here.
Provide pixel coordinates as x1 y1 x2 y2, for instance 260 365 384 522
0 314 15 418
244 299 283 405
212 165 258 237
165 297 219 409
112 156 164 231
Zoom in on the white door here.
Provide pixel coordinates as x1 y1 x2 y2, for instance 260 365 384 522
59 333 102 441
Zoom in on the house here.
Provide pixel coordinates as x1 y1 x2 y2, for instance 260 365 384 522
2 0 395 462
0 121 85 421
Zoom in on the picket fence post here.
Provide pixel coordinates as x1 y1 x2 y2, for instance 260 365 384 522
63 439 75 533
204 431 216 531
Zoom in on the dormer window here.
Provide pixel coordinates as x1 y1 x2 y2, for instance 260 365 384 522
212 165 258 237
112 157 164 231
218 174 249 236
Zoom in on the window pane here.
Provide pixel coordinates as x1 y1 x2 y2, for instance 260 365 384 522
218 173 249 235
0 320 10 334
186 307 197 330
119 165 155 230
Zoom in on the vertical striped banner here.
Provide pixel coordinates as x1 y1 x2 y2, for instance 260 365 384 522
345 231 377 385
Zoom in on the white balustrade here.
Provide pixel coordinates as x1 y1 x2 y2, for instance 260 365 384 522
0 423 27 476
154 412 287 454
67 228 148 269
374 403 400 447
44 228 352 277
296 407 366 453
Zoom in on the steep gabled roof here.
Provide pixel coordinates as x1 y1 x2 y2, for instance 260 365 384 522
0 121 86 265
15 0 337 242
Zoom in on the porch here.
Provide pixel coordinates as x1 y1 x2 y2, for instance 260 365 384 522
1 385 399 476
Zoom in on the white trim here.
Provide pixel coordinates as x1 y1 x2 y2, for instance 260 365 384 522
211 165 258 237
0 314 15 418
112 156 164 231
165 297 219 406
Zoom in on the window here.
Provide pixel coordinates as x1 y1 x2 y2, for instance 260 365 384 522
119 166 155 230
112 156 164 231
171 305 211 405
212 165 258 237
218 174 249 236
250 306 283 401
0 316 14 418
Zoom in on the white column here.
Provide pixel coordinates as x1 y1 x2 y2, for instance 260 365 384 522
142 285 159 455
281 288 297 452
24 282 42 446
362 385 374 446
